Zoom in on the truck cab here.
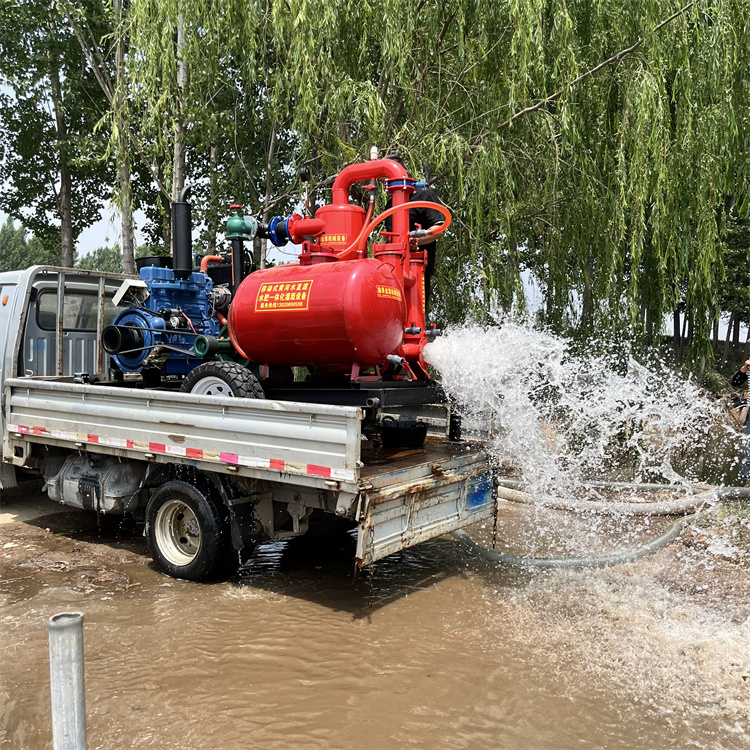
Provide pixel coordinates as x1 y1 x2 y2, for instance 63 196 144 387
0 266 126 488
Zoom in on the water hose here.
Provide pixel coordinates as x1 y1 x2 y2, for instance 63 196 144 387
452 517 690 570
337 201 452 261
200 255 225 272
226 313 252 361
453 480 729 569
493 482 717 517
497 478 750 496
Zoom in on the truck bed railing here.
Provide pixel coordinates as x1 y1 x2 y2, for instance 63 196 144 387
5 378 363 492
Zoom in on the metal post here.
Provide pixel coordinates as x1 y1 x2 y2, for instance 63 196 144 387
56 272 65 376
47 612 87 750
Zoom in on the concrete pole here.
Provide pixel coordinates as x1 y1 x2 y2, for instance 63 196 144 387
47 612 87 750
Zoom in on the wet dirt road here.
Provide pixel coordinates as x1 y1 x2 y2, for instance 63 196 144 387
1 487 749 750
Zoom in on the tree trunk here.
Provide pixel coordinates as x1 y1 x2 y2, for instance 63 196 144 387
260 120 277 270
504 239 518 314
733 312 741 345
673 308 680 356
114 0 134 273
172 13 188 205
712 311 720 353
581 250 594 332
119 158 134 272
253 236 262 271
47 12 74 268
158 158 171 251
206 142 219 255
723 309 735 364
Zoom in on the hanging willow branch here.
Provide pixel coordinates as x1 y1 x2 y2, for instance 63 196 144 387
494 0 699 133
34 0 748 363
443 0 699 139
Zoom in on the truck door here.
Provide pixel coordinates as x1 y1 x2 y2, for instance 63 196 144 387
0 281 18 488
0 282 18 370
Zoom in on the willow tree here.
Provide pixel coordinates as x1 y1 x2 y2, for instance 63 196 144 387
104 0 749 359
267 0 749 359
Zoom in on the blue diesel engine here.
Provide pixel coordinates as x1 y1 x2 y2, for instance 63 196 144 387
103 265 224 375
102 187 232 378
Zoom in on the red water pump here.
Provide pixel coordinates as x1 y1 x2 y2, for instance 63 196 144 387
227 159 450 380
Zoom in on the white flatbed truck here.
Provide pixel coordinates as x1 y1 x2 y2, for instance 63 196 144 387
0 266 494 580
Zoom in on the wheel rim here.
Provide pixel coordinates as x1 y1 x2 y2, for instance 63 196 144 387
189 376 234 396
154 499 202 566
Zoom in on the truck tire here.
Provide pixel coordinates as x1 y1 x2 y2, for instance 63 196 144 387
181 361 264 398
146 480 231 581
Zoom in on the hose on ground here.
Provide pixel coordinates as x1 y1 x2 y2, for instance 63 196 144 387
452 516 691 570
494 483 717 517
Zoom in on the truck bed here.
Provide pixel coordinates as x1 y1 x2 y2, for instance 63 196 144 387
4 377 362 492
4 377 494 567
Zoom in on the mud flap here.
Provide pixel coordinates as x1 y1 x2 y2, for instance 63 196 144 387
0 463 17 491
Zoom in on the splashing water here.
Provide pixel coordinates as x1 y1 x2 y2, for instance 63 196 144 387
425 322 730 501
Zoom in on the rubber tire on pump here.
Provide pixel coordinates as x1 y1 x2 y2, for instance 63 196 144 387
146 480 231 581
180 361 265 398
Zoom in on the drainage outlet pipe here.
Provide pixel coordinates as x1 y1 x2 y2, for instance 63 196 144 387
47 612 87 750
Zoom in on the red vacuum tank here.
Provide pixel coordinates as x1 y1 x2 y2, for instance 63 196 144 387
228 258 406 366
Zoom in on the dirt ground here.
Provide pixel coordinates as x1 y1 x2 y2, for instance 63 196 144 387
2 481 750 750
1 481 749 629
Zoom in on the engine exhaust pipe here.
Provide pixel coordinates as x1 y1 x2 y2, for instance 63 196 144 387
172 186 193 280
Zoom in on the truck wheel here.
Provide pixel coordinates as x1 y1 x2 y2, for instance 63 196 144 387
146 481 231 581
181 361 264 398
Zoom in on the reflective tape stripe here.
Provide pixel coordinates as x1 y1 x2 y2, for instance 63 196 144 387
7 424 356 482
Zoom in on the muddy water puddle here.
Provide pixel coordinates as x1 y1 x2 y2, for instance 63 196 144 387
2 501 749 750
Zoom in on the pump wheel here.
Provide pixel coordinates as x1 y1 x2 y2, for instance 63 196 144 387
146 481 231 581
181 361 264 399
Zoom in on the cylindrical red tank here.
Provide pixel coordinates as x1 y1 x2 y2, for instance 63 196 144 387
314 204 365 251
228 258 406 366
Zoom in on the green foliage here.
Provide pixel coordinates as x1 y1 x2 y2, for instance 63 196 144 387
0 217 58 272
720 213 750 323
698 369 728 397
76 245 124 273
0 0 113 255
2 0 749 362
119 0 749 359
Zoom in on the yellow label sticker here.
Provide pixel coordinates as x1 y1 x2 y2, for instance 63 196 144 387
321 233 348 245
255 280 313 312
376 285 403 301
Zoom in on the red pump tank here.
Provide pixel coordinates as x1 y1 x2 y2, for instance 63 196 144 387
228 257 406 366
